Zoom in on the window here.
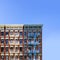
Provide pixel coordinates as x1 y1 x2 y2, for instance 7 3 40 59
20 32 22 35
20 39 22 44
1 56 4 60
34 26 37 28
10 56 14 60
38 32 40 35
15 56 18 60
31 40 34 43
28 32 33 38
24 47 27 53
1 32 4 36
35 55 38 60
28 39 31 42
29 26 31 28
35 39 36 42
1 39 4 44
38 47 40 52
38 39 41 43
15 32 19 36
10 32 13 35
24 40 27 44
6 39 8 44
38 26 41 28
28 47 31 50
6 56 8 60
6 32 8 35
1 32 8 36
10 39 13 43
6 47 8 53
20 47 22 51
35 46 38 50
28 32 31 36
10 47 13 51
24 39 26 40
20 56 23 60
15 47 18 52
24 56 27 59
33 32 36 35
29 56 31 59
15 39 18 43
1 47 4 52
24 32 26 36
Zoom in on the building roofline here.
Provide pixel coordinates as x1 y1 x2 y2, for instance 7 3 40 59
0 24 43 27
24 24 43 27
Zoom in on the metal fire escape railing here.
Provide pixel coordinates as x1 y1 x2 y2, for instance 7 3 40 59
27 32 40 60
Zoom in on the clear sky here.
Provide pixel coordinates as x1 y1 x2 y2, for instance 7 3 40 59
0 0 60 60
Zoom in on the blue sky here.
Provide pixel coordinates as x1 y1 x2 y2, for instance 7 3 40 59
0 0 60 60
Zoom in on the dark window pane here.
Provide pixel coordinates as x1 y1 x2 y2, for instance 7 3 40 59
6 32 8 35
24 40 27 44
33 32 36 34
1 47 4 52
38 47 40 52
24 32 26 35
24 39 26 40
28 39 31 42
20 47 22 51
24 56 27 59
20 39 22 44
1 32 4 36
20 56 23 60
38 39 41 43
1 39 4 44
20 32 22 35
6 39 8 44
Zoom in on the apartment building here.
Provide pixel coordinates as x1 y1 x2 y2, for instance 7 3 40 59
0 24 42 60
